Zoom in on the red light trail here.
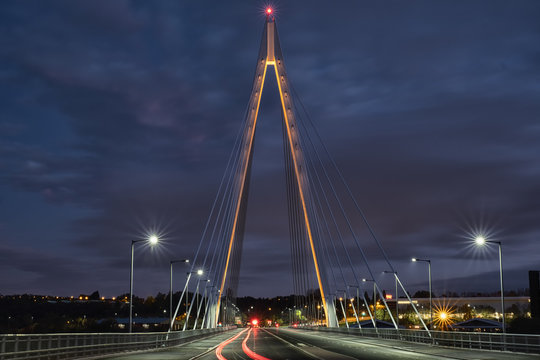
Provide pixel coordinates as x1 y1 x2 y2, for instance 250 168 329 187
215 328 271 360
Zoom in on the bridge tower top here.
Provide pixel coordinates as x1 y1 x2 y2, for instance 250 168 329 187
266 16 275 63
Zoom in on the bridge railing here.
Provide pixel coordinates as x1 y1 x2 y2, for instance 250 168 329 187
302 326 540 354
0 327 234 360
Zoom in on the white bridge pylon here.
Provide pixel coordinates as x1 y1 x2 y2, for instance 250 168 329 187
215 15 338 327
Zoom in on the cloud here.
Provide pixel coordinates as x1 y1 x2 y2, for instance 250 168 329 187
0 0 539 298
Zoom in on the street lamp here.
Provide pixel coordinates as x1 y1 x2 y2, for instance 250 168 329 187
474 236 505 333
412 257 432 329
192 278 211 329
337 290 349 328
383 271 399 327
346 285 362 328
170 259 189 326
362 278 377 327
183 269 204 330
129 235 159 333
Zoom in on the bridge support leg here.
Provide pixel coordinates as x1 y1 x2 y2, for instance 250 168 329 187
205 303 217 329
325 298 339 327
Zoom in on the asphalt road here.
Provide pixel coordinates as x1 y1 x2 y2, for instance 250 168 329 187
102 327 539 360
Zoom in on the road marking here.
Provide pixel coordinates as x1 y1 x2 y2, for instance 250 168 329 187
282 329 470 360
242 328 272 360
215 328 249 360
261 329 325 360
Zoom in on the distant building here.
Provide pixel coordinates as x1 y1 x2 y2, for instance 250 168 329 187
450 318 503 332
350 320 403 329
397 296 530 314
100 317 169 330
530 271 540 318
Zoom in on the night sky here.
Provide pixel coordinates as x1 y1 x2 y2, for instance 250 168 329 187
1 1 539 299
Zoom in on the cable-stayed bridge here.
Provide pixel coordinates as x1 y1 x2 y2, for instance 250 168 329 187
2 12 539 360
168 9 425 334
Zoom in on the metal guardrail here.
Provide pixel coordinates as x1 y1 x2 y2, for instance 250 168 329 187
0 327 234 360
302 326 540 354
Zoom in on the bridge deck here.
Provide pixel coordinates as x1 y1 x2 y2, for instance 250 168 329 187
101 327 539 360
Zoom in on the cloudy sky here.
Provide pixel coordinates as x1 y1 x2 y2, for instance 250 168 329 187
1 1 539 299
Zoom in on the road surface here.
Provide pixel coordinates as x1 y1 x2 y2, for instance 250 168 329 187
103 327 539 359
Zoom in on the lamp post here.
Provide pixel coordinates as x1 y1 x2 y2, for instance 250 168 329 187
183 269 204 330
337 290 349 328
348 285 360 316
192 278 211 329
346 285 362 329
475 236 505 333
412 258 432 329
362 278 376 328
170 259 189 326
383 271 399 327
129 235 159 333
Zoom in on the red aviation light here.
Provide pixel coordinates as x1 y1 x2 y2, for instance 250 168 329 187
266 7 273 15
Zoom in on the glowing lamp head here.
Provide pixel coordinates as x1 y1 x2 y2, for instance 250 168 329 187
475 236 486 246
251 319 258 326
197 269 204 276
266 7 273 15
149 235 159 245
440 312 447 320
411 258 417 262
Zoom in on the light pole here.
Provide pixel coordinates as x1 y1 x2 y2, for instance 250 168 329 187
337 291 349 328
412 258 432 329
348 285 360 317
170 259 189 326
383 271 399 327
475 236 505 333
193 278 211 329
183 269 204 330
346 285 362 328
362 278 376 328
129 235 159 333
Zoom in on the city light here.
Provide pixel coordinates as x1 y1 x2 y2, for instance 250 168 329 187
475 236 486 246
197 269 204 276
440 312 447 319
266 7 272 15
433 304 456 330
149 235 159 245
471 234 506 333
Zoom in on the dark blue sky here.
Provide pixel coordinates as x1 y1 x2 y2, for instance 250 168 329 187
1 1 539 298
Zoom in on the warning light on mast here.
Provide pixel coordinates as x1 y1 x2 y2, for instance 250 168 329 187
266 7 273 15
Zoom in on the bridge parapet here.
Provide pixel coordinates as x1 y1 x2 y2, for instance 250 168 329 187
0 326 235 360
